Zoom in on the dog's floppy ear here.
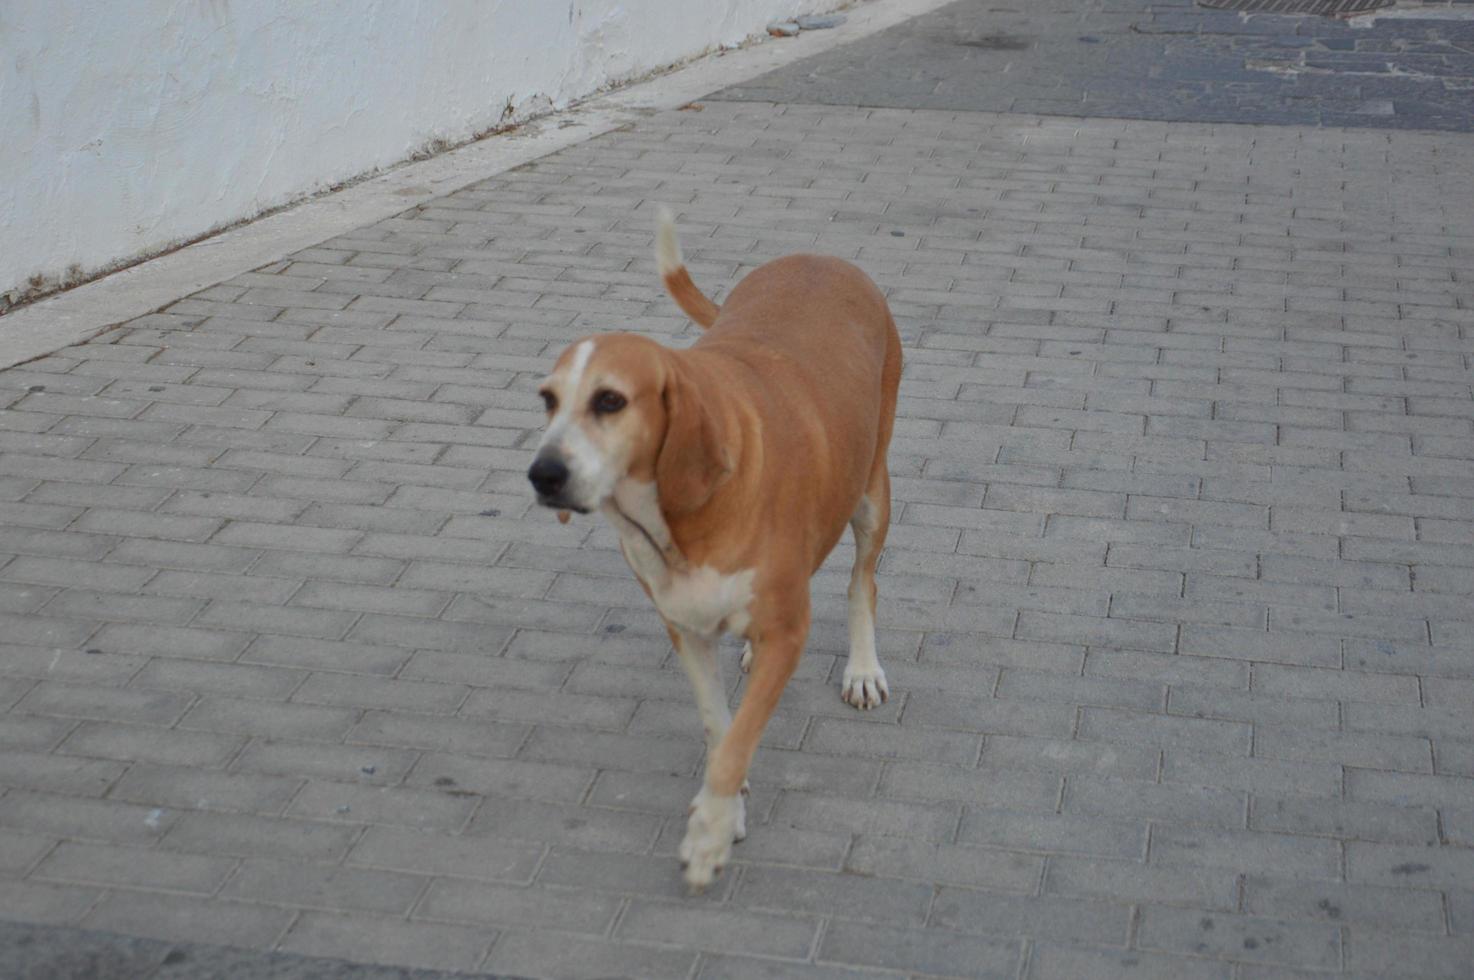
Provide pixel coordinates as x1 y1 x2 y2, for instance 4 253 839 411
656 358 733 515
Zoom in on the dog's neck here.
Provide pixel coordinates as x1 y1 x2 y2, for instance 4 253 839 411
603 478 687 586
602 365 751 587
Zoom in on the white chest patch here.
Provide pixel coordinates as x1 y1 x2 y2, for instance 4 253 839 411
653 565 756 638
602 478 754 638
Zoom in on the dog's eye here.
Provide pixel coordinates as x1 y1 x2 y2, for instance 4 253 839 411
591 390 627 415
539 390 557 413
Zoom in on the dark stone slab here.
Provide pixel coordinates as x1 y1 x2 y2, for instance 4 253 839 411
0 920 515 980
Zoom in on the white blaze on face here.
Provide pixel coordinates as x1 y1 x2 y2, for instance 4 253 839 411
535 339 591 451
536 340 618 509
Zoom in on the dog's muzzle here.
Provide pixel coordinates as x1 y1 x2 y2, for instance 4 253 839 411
528 454 585 511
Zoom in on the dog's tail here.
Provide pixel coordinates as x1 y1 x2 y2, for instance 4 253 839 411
655 207 719 329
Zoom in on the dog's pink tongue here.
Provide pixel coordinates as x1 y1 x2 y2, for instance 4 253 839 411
557 510 572 525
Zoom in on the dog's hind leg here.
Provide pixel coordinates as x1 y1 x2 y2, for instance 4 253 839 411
841 465 891 709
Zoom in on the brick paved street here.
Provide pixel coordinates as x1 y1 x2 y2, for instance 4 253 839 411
2 1 1474 978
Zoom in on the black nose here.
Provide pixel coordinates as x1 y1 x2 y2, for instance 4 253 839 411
528 456 570 498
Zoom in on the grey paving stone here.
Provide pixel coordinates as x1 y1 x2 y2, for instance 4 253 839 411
221 858 428 916
17 682 195 728
618 900 819 959
277 912 494 975
1252 664 1422 706
348 711 526 759
196 600 357 640
45 589 204 625
1449 889 1474 937
0 826 53 876
1345 840 1474 890
350 613 513 655
485 929 695 980
242 635 411 676
131 659 306 698
1088 650 1246 690
1151 825 1341 881
960 809 1146 860
0 643 144 687
534 848 701 901
0 745 123 801
466 797 661 853
163 810 361 863
1028 942 1232 980
931 889 1130 946
291 672 466 713
980 733 1158 781
1044 855 1238 911
287 781 478 831
58 721 242 768
844 835 1042 893
809 716 980 766
83 891 294 951
773 791 960 842
418 878 620 934
1255 725 1432 773
1138 905 1341 971
460 687 636 731
1078 706 1251 755
348 826 542 883
520 726 702 776
712 823 853 872
1251 794 1439 846
998 668 1163 712
33 840 235 894
1064 775 1245 829
109 763 302 814
1017 610 1177 653
1180 626 1341 669
0 880 102 927
586 769 700 814
735 864 933 926
407 753 592 804
696 954 873 980
1243 875 1447 933
1346 768 1474 811
817 919 1020 977
1163 748 1342 800
1167 685 1337 730
180 696 358 741
0 791 178 847
231 739 416 785
1343 928 1474 978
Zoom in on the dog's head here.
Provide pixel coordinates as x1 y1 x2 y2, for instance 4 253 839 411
527 333 732 516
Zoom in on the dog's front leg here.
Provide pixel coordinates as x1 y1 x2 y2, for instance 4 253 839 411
680 618 805 892
668 626 734 779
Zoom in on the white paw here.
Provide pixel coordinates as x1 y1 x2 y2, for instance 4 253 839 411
739 642 753 673
841 664 889 710
679 787 743 892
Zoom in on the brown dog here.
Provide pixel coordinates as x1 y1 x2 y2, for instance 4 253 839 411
527 209 902 889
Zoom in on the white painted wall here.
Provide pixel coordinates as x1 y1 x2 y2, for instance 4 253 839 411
0 0 837 309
